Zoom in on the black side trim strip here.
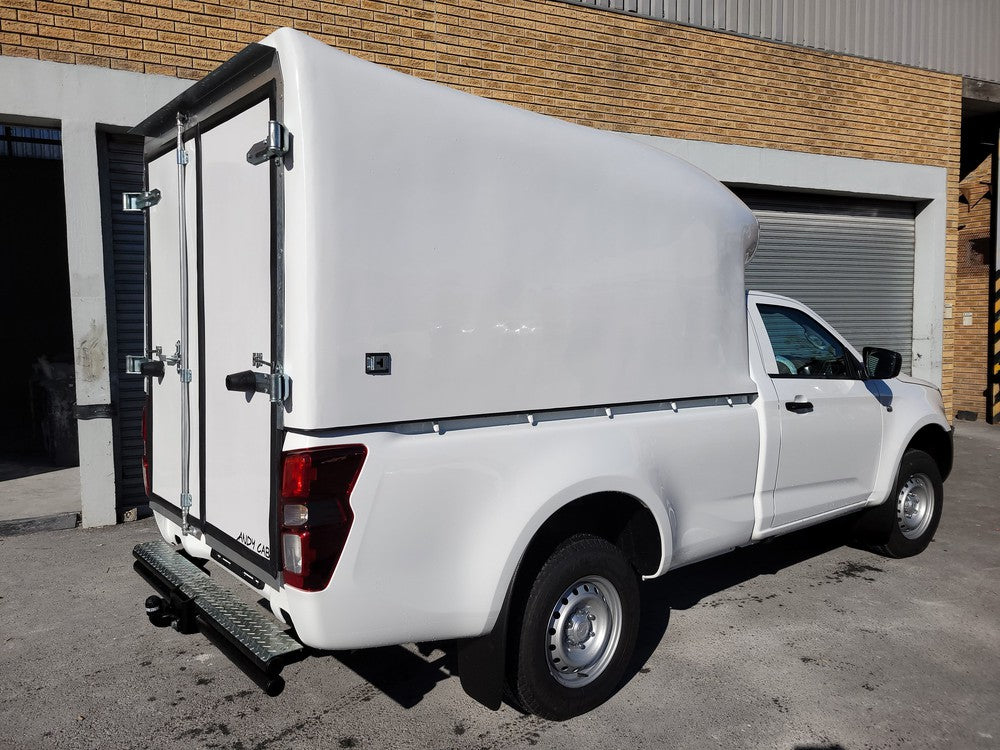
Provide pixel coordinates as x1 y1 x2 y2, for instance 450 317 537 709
149 494 204 531
268 86 282 578
144 160 153 501
202 521 274 584
148 495 277 588
212 549 265 590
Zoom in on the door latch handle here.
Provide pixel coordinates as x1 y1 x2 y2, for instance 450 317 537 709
226 368 292 405
139 360 165 378
125 344 178 381
785 400 814 413
226 370 268 396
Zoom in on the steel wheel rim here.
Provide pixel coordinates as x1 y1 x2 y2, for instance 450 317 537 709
546 575 623 688
896 472 934 540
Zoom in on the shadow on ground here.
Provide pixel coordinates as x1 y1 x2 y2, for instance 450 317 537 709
628 516 858 679
0 452 69 481
315 517 860 711
324 643 458 709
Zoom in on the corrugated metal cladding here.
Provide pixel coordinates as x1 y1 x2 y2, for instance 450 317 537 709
738 190 916 372
0 125 62 160
561 0 1000 84
99 133 147 513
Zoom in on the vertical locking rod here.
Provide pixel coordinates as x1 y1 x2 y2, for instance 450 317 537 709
176 113 194 534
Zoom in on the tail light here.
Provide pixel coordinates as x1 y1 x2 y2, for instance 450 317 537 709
279 445 367 591
141 405 150 497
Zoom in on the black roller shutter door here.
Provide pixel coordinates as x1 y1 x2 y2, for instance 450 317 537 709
99 132 146 515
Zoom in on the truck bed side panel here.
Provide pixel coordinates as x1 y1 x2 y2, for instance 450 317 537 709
273 400 759 650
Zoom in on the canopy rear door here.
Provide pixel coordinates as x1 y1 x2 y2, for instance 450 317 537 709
200 97 278 577
148 142 201 525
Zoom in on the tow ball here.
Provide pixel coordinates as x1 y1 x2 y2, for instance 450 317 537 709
143 593 196 633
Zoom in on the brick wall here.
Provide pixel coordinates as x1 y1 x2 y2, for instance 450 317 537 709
954 156 992 420
0 0 963 412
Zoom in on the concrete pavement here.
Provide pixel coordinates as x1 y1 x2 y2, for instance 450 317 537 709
0 465 80 532
0 423 997 749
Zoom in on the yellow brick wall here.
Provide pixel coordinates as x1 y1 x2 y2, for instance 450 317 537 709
954 156 992 420
0 0 963 413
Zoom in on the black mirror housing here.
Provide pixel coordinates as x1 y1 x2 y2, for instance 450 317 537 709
863 347 902 380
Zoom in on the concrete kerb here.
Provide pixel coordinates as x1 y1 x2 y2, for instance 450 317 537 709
0 511 80 537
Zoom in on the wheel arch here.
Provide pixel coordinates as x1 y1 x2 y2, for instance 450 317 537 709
906 423 954 481
457 488 669 711
514 491 664 584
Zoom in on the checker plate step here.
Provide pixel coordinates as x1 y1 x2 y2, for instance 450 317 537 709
134 539 303 669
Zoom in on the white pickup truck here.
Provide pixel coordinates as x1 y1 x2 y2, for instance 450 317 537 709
128 29 952 720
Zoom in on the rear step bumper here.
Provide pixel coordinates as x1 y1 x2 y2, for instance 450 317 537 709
133 539 305 695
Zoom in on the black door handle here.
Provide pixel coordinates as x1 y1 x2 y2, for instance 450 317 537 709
139 360 165 378
785 400 814 413
226 370 265 394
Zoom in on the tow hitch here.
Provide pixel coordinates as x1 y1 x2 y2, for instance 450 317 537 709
134 540 304 696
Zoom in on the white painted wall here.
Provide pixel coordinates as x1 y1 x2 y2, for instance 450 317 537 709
0 56 187 526
626 135 948 389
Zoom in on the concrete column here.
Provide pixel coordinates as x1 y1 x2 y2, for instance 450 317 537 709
61 121 116 526
0 56 188 526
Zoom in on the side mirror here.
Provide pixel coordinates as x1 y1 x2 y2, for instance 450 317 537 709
863 347 902 380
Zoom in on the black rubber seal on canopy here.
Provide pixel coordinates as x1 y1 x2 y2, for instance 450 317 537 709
129 44 277 139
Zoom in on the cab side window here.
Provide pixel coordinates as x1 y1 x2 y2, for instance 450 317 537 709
758 304 856 378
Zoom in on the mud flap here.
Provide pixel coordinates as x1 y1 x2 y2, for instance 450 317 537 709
457 580 514 710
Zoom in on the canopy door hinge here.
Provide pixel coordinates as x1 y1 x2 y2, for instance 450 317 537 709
246 121 290 166
122 189 161 212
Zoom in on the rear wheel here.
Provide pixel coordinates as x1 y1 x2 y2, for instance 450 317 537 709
857 449 943 558
508 534 639 720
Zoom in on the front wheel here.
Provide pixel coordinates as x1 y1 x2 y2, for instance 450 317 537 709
857 449 943 558
508 534 640 720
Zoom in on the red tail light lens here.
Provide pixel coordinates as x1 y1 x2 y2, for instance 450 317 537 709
279 445 366 591
281 454 317 498
141 405 150 497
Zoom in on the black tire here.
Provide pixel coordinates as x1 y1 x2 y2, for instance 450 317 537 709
508 534 640 720
856 449 943 558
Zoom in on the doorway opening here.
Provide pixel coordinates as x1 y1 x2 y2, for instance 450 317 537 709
0 123 79 521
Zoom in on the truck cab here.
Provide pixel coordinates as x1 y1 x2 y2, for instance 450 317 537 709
746 290 951 543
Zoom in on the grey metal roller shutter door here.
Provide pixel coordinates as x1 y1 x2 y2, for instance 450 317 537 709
737 190 916 372
99 133 147 514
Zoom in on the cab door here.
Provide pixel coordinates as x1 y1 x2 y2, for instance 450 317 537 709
749 296 884 529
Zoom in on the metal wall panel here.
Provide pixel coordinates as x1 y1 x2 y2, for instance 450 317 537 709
739 190 916 371
0 125 62 160
560 0 1000 84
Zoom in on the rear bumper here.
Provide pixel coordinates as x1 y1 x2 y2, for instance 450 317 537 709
133 539 305 694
